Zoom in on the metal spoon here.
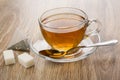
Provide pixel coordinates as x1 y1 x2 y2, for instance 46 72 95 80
67 39 118 54
39 40 118 58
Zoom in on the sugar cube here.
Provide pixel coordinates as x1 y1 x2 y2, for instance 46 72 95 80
33 40 51 52
18 53 34 68
3 50 15 65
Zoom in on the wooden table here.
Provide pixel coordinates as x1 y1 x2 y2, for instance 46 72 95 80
0 0 120 80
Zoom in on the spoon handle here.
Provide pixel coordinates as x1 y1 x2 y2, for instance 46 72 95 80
83 40 118 48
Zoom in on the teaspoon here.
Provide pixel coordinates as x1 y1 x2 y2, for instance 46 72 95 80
39 40 118 58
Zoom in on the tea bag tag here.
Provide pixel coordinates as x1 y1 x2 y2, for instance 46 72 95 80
8 39 30 52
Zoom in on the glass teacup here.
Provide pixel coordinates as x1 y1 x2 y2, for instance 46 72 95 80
38 7 100 52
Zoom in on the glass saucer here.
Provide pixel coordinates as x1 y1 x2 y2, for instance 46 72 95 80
30 33 101 63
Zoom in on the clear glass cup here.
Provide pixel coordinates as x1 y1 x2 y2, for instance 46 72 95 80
38 7 100 52
30 7 101 62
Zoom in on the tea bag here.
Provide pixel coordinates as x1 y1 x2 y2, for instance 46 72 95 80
7 28 30 52
8 39 30 52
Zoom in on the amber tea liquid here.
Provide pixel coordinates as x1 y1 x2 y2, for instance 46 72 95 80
40 13 87 51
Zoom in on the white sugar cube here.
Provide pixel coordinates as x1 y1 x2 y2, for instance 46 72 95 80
33 40 51 52
18 53 34 68
3 50 15 65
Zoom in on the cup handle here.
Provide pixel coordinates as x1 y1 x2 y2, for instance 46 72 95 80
85 19 102 36
79 20 102 59
84 19 102 43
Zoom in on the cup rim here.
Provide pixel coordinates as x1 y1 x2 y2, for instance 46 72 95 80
38 7 88 29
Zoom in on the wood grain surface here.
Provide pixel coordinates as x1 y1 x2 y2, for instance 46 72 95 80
0 0 120 80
